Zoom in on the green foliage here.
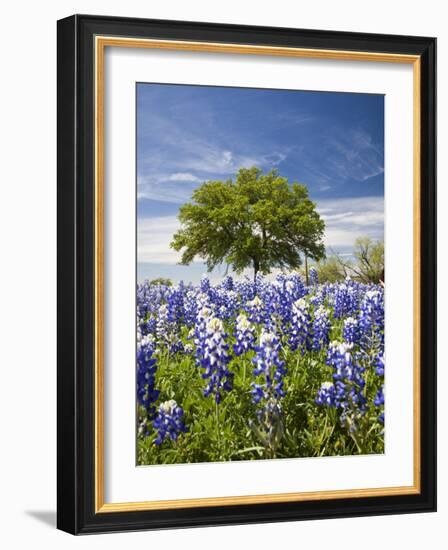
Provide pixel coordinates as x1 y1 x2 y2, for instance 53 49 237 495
170 167 326 278
312 237 384 284
314 256 346 283
352 237 384 283
150 277 173 287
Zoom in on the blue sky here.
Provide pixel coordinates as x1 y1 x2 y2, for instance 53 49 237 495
137 83 384 283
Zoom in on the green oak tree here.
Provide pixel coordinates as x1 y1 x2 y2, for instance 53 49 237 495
170 167 326 279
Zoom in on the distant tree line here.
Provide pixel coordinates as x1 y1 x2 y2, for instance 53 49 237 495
149 277 173 287
312 237 384 284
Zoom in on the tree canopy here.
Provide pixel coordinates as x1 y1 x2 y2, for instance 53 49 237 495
170 167 326 279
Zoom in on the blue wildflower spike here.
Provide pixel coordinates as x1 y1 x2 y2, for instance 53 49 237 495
153 400 188 445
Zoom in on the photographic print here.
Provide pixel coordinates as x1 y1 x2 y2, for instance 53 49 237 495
136 83 385 465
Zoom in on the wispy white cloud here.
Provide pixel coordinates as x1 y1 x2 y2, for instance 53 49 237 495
137 172 203 203
318 196 384 251
136 98 290 203
138 216 182 264
292 127 384 191
322 129 384 183
167 173 202 183
137 148 289 203
137 125 382 205
274 112 315 126
138 215 213 265
138 109 269 175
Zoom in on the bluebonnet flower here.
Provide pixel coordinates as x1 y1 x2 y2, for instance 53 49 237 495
137 315 156 339
183 289 200 327
250 330 287 457
136 280 153 321
193 306 212 358
373 352 385 423
200 274 211 293
327 342 364 388
285 273 307 301
196 290 213 311
216 289 239 321
254 273 269 297
250 398 284 458
236 277 256 304
309 288 325 308
246 295 266 325
233 313 255 356
156 303 184 354
317 341 367 432
166 284 185 325
312 305 331 351
374 386 384 407
333 281 358 319
221 275 234 291
197 317 233 403
251 330 287 403
137 281 166 343
315 380 348 407
309 267 318 287
155 304 169 342
358 288 384 351
141 280 168 312
184 343 194 355
316 381 336 407
136 271 385 450
289 298 311 352
256 285 278 328
343 317 359 345
375 353 385 376
146 317 157 334
273 273 307 326
374 385 385 424
136 335 159 419
153 399 188 445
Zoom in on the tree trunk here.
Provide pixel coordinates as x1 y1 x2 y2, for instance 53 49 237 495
253 258 260 281
305 255 309 286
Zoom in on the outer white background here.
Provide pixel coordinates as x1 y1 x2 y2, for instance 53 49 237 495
0 1 444 548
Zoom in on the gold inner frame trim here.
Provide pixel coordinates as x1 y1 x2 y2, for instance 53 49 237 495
94 35 421 514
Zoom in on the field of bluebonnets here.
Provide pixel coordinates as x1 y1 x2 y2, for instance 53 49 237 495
136 268 384 465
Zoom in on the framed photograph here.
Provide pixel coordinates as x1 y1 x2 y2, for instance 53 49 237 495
57 14 436 534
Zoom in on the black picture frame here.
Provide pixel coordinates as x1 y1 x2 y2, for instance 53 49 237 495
57 14 436 534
